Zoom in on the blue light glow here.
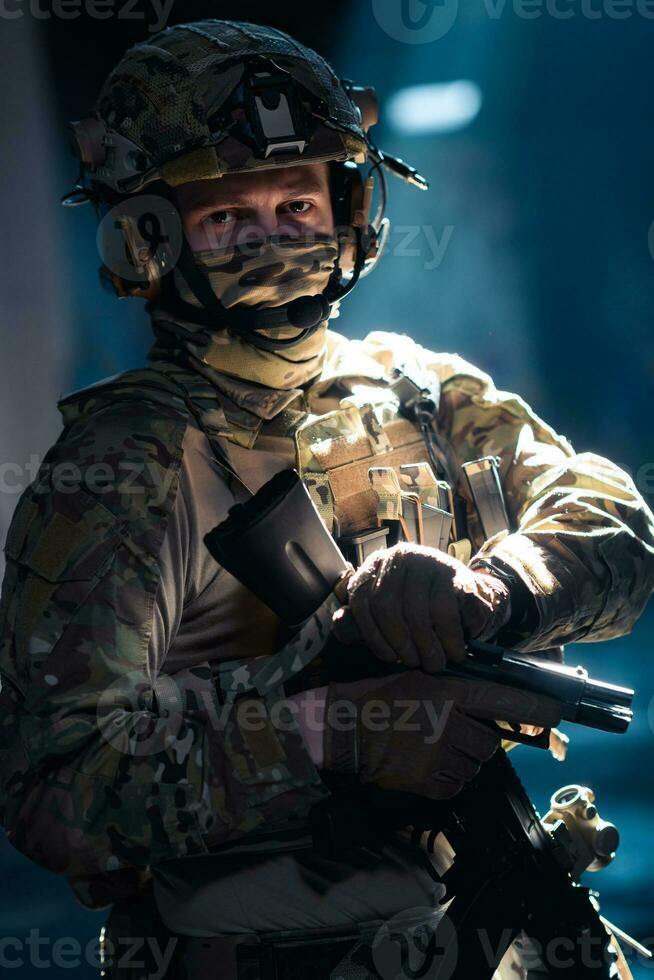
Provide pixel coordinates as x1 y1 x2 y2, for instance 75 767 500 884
386 80 483 135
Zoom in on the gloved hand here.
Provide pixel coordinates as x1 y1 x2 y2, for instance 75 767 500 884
322 671 562 800
332 542 511 672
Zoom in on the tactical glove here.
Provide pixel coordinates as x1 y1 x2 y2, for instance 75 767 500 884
332 542 511 672
322 670 562 799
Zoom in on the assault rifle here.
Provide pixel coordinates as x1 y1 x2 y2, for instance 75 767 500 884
205 469 646 978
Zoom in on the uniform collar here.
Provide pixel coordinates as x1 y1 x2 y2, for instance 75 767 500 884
186 355 305 421
146 329 394 451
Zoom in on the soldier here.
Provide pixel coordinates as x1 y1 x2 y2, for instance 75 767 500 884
1 19 653 980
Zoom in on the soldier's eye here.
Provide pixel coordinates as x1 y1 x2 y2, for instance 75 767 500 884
283 201 312 215
208 210 236 225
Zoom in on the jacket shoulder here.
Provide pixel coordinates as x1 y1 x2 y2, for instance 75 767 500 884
57 366 190 430
5 369 192 562
326 329 494 393
1 370 191 677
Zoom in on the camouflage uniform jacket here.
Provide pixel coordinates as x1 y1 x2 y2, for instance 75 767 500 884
1 328 653 910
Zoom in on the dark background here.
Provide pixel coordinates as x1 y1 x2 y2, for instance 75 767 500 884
1 1 653 976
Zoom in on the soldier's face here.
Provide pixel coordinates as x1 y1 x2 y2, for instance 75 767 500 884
174 162 334 251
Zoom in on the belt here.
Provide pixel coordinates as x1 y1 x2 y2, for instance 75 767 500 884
173 922 384 980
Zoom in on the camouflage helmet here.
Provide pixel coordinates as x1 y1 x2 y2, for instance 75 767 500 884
68 20 376 197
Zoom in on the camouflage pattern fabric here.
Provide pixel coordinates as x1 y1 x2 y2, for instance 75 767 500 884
303 471 334 531
153 235 340 391
296 402 371 475
170 321 654 650
369 467 404 523
217 592 342 700
90 20 367 194
0 363 327 909
347 330 654 649
147 348 308 449
1 328 654 911
294 386 429 537
399 462 442 510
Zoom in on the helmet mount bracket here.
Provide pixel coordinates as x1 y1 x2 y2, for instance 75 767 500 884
244 66 309 159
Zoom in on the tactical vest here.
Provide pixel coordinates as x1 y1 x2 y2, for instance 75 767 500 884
144 354 484 566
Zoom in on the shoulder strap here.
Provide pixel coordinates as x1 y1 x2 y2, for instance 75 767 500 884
147 363 252 498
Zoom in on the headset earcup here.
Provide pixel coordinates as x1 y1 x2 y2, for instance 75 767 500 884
331 161 377 273
95 181 174 300
98 262 161 301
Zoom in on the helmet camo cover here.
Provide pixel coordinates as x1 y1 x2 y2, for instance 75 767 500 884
90 20 368 194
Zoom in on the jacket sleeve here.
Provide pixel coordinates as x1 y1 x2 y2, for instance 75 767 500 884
434 351 654 650
0 404 326 896
359 331 654 652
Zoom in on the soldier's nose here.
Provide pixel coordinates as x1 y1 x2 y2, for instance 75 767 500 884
256 209 283 238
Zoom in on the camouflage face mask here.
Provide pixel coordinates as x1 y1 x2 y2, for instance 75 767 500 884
172 235 340 389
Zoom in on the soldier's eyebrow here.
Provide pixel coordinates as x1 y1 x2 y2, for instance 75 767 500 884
275 175 327 197
188 177 328 213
